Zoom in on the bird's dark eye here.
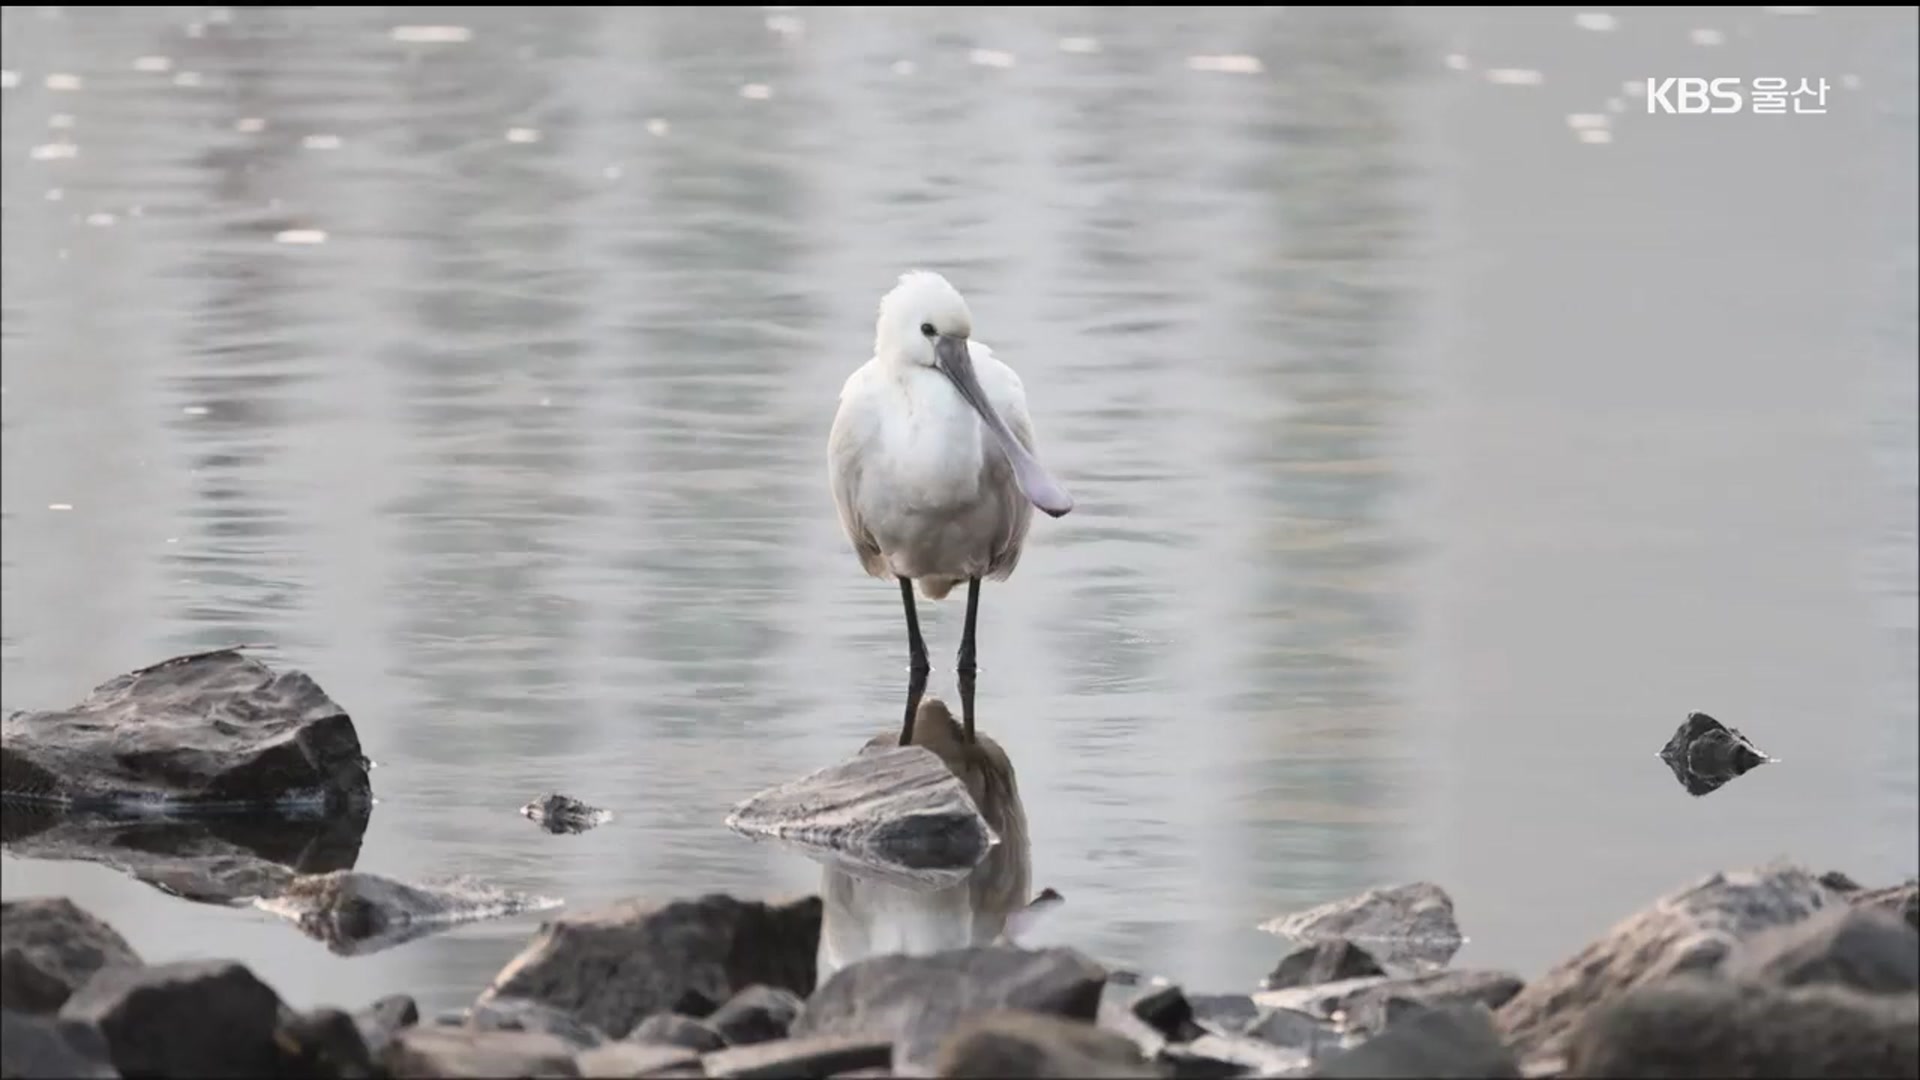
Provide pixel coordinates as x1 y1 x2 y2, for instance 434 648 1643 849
920 322 937 338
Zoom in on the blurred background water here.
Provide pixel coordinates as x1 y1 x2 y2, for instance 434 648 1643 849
2 5 1915 1017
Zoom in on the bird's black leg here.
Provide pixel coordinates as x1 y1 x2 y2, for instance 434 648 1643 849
900 577 930 744
958 576 981 742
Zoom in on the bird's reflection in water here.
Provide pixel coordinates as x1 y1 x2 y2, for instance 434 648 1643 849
818 697 1055 982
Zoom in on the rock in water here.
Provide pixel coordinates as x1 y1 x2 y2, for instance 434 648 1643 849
725 744 995 892
254 870 562 956
520 793 611 835
0 803 368 906
1264 941 1387 991
57 960 288 1077
1657 711 1771 796
1563 976 1920 1079
1259 883 1464 973
1 897 141 1014
479 893 820 1040
794 945 1107 1070
1 648 371 812
1496 864 1835 1058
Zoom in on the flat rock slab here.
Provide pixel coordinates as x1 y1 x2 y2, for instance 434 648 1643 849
2 648 370 812
480 893 820 1041
255 870 562 956
382 1027 580 1078
1 897 141 1014
0 804 368 906
1658 712 1771 796
702 1033 893 1078
1496 864 1836 1058
1257 970 1523 1039
795 944 1107 1071
1259 884 1463 973
521 794 612 835
725 745 995 893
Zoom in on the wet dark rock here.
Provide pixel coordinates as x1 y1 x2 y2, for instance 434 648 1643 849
574 1041 700 1078
1242 1006 1341 1057
1258 969 1523 1037
1186 993 1261 1034
260 869 560 956
466 995 607 1049
1657 711 1771 796
702 1033 894 1078
57 959 287 1077
1311 1004 1519 1079
1094 981 1172 1058
1496 863 1835 1057
276 1007 375 1079
1129 984 1204 1043
933 1010 1158 1078
706 984 804 1047
1 897 141 1014
381 1026 580 1078
1264 941 1386 991
1 648 371 812
630 1013 726 1052
795 945 1107 1069
0 805 368 907
482 893 820 1039
1563 976 1920 1079
0 1008 118 1079
1724 904 1920 994
726 745 995 892
521 793 611 835
1848 878 1920 932
352 993 418 1058
1259 883 1463 972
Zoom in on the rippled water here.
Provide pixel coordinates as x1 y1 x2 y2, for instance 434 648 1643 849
4 6 1915 1016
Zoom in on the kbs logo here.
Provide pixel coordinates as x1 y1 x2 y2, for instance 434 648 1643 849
1646 77 1743 114
1646 77 1830 115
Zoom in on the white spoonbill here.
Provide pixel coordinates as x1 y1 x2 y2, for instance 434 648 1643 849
827 271 1074 743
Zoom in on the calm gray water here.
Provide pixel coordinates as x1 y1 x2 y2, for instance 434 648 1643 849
3 6 1915 1017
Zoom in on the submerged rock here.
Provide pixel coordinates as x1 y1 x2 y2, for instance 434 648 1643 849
0 803 368 907
520 793 611 835
1 898 141 1014
1563 976 1920 1079
727 742 995 893
1 648 371 812
1657 711 1771 796
255 870 562 956
795 944 1107 1070
57 959 288 1078
1495 863 1835 1058
480 893 820 1040
1258 883 1463 973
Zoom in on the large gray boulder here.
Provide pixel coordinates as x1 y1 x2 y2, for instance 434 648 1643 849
479 893 820 1040
1 898 141 1014
1495 864 1836 1058
1 648 371 811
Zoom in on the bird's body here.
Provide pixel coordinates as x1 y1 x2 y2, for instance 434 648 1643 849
828 339 1035 601
817 698 1031 983
826 271 1073 744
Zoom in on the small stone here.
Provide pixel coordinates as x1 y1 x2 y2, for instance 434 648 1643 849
1658 712 1770 796
353 993 418 1056
1130 985 1203 1042
630 1013 725 1052
1264 941 1386 990
276 1007 375 1078
706 985 803 1046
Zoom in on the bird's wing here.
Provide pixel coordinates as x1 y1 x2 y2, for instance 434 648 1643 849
827 364 890 580
971 343 1040 580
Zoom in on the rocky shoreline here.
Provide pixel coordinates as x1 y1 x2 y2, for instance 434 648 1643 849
4 865 1916 1078
4 651 1918 1077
